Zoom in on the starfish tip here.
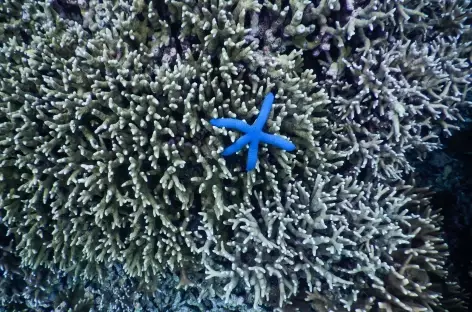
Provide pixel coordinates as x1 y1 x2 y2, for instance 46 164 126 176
286 142 296 151
221 149 232 156
246 164 256 171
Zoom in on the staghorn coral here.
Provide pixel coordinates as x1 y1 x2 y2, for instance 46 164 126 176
0 0 470 310
325 37 471 181
318 0 472 182
0 228 263 312
199 172 449 310
0 223 95 311
0 0 338 305
236 0 471 182
84 264 267 312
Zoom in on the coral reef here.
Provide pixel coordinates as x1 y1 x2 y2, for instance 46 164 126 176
0 0 334 281
0 225 263 311
201 174 448 310
325 37 471 181
0 0 471 311
0 222 94 311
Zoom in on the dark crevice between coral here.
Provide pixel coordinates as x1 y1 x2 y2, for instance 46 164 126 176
153 0 171 20
331 0 352 27
50 0 83 23
415 118 472 309
280 0 291 20
136 12 145 22
243 9 253 29
365 24 388 42
187 194 203 234
19 30 32 45
221 152 247 173
302 49 325 80
113 163 132 193
169 22 184 56
282 45 299 59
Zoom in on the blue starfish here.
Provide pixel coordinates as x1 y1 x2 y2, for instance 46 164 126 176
210 92 296 171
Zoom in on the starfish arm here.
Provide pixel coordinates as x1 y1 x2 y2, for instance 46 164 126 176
210 118 251 132
254 92 275 130
246 140 259 171
260 132 296 151
221 134 252 156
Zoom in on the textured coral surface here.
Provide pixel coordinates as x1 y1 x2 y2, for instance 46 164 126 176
0 0 471 311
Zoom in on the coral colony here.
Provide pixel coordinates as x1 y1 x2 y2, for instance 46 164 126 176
0 0 471 311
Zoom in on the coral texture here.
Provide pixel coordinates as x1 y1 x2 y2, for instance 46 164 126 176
0 0 471 311
0 0 337 302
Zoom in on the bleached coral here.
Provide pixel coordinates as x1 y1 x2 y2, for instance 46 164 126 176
198 173 448 310
325 37 471 181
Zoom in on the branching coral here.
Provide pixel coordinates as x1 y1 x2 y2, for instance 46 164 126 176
0 0 338 289
199 173 448 310
325 37 471 181
0 0 470 310
239 0 471 182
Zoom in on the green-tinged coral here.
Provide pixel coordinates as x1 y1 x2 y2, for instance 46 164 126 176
0 0 337 301
1 0 471 310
